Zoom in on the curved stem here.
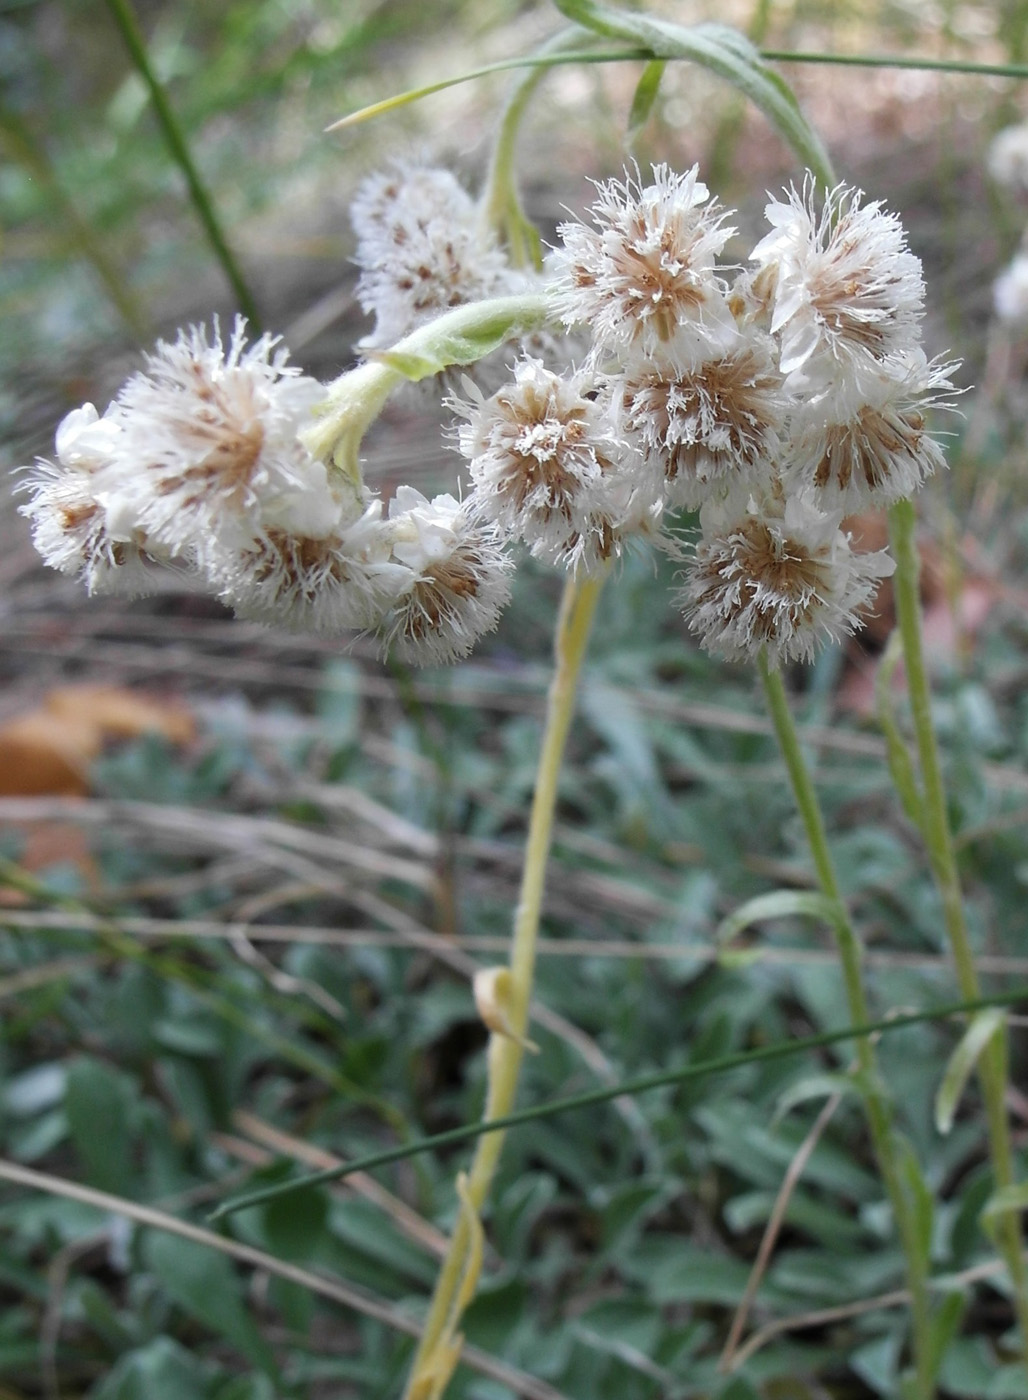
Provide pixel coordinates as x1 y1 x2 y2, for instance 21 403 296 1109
480 32 588 268
102 0 260 327
303 291 550 478
0 106 150 340
888 497 1028 1361
402 573 605 1399
759 654 935 1399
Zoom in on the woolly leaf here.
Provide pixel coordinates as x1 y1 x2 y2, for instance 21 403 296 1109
552 0 834 185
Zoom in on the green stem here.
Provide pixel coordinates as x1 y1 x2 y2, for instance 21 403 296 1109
480 38 584 268
338 48 1028 138
888 496 1028 1361
402 573 604 1400
0 105 150 339
210 986 1028 1219
759 654 935 1399
102 0 260 327
479 27 602 268
303 291 550 478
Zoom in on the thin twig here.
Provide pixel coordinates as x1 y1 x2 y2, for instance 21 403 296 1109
731 1288 913 1369
11 908 1028 975
731 1247 1028 1371
0 1158 569 1400
720 1091 843 1371
101 0 260 324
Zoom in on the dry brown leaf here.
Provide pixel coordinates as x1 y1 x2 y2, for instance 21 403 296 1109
43 685 195 745
0 712 99 797
0 685 194 798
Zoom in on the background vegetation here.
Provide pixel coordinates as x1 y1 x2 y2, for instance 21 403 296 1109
5 1 1028 1396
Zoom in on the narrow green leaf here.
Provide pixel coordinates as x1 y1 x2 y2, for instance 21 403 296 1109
897 1133 934 1266
926 1290 967 1387
144 1232 278 1377
876 629 926 833
102 0 260 325
65 1058 135 1199
934 1008 1006 1135
771 1070 855 1124
627 59 666 140
326 35 651 130
552 0 835 185
327 42 1028 139
715 888 842 949
981 1181 1028 1244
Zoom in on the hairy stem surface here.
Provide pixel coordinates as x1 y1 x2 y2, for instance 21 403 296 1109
403 573 604 1399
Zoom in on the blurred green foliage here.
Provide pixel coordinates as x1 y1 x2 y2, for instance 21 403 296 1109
6 0 1028 1396
4 537 1028 1395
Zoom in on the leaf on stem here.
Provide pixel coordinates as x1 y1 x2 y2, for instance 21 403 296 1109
715 889 844 954
627 59 666 142
326 37 647 130
934 1008 1006 1135
981 1181 1028 1244
551 0 835 185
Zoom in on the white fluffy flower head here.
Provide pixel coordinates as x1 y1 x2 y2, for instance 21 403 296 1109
683 487 894 666
783 351 958 511
751 179 924 400
210 499 412 634
352 163 523 352
20 403 180 595
378 487 513 665
616 337 786 509
456 359 619 549
550 164 739 367
97 318 341 562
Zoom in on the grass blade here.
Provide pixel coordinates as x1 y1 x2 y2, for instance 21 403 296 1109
102 0 260 326
209 985 1028 1221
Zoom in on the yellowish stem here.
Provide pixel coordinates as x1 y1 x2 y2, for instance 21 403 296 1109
402 573 605 1399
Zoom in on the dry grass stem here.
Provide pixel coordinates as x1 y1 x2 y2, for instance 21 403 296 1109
10 908 1028 976
720 1090 844 1372
229 1109 450 1258
0 1157 570 1400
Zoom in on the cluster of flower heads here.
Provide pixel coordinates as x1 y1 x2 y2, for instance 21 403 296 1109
21 318 512 665
23 159 956 669
459 164 956 664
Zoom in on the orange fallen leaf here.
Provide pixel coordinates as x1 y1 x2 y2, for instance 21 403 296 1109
0 685 194 798
43 685 195 745
0 711 99 797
